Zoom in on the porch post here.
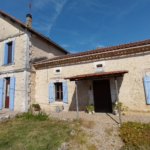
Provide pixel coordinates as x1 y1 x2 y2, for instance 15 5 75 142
114 77 122 125
75 80 79 119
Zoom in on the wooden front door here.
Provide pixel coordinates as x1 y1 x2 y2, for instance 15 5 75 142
93 80 112 113
5 78 10 108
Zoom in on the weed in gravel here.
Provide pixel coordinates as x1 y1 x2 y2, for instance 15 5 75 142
78 119 95 128
105 128 113 136
87 144 97 150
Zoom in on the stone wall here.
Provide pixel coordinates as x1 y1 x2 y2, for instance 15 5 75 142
0 13 24 40
30 36 67 64
35 52 150 112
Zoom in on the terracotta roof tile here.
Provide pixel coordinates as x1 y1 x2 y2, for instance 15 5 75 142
0 9 69 54
35 38 150 64
65 70 128 80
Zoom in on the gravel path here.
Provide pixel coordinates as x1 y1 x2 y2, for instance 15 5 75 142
48 111 150 150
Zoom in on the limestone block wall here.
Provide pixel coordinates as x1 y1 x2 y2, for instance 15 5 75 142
0 34 26 71
29 72 36 105
0 13 24 39
35 51 150 112
30 36 67 64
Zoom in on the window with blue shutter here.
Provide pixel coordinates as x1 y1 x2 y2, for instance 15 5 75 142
9 77 15 110
2 41 15 65
62 82 68 103
49 83 54 103
2 43 8 65
143 76 150 105
0 78 4 109
12 41 15 63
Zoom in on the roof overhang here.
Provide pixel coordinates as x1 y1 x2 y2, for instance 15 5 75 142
65 70 128 81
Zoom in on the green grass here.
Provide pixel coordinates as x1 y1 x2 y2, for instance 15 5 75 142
0 117 87 150
119 122 150 150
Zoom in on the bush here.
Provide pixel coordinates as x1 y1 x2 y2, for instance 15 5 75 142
32 104 40 108
15 109 49 121
119 122 150 149
112 102 128 111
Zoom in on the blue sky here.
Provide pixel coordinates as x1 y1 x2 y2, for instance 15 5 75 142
1 0 150 53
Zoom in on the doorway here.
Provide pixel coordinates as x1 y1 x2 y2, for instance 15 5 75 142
93 80 112 113
5 78 10 109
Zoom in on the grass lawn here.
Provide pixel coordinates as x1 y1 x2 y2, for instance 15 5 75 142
0 116 91 150
119 122 150 150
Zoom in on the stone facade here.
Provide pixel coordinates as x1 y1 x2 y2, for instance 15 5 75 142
0 13 67 112
35 51 150 112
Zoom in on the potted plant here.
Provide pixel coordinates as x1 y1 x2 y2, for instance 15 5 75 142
112 101 123 115
85 104 95 114
32 104 40 111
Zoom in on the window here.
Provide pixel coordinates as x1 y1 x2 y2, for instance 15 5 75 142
97 64 103 68
55 83 63 101
94 61 105 73
2 41 15 65
56 69 60 73
54 67 62 74
7 42 12 64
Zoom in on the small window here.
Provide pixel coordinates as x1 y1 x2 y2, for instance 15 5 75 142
56 69 60 73
7 42 12 64
54 67 62 74
97 64 103 68
55 83 63 101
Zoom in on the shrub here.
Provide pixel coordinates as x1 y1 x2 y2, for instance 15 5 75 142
15 109 49 121
32 104 40 108
119 122 150 149
85 104 94 111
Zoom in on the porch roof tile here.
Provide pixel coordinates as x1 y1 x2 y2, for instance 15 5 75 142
65 70 128 81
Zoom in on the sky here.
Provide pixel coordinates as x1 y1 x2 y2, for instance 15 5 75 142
1 0 150 53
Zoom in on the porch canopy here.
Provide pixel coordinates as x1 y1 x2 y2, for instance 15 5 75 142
65 70 128 126
65 70 128 81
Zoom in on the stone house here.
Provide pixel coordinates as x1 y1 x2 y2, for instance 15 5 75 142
34 39 150 113
0 10 68 112
0 10 150 113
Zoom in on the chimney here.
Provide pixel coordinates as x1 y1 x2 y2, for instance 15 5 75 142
26 14 32 27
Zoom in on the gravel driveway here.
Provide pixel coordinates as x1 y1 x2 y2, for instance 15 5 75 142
49 111 150 150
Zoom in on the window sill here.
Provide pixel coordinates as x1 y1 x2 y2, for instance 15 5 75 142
2 63 15 67
52 101 63 105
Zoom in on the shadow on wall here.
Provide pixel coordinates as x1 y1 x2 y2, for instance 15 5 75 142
68 77 124 112
31 57 48 63
69 80 89 111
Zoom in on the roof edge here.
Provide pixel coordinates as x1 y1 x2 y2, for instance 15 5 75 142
0 9 69 54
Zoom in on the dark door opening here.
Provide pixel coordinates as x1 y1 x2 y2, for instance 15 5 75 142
5 78 10 108
93 80 112 113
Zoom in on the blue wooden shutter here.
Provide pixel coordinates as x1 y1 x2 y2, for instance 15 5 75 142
12 41 15 63
2 43 8 65
0 78 4 109
63 82 68 103
9 77 15 110
49 83 54 103
143 76 150 105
